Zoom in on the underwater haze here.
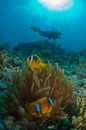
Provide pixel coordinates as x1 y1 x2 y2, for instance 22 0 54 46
0 1 86 130
0 0 86 51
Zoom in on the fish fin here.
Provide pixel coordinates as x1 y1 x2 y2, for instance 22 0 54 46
35 103 41 114
30 55 34 64
48 98 54 106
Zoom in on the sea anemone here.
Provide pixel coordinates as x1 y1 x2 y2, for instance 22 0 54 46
0 63 73 129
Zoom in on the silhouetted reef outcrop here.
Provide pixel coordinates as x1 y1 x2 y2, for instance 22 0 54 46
13 40 69 65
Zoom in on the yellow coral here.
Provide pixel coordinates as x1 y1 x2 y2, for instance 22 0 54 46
72 96 86 129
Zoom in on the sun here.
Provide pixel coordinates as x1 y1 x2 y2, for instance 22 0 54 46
28 0 84 20
38 0 74 11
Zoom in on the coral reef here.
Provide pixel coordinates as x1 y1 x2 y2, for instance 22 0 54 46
0 43 23 70
71 96 86 129
0 52 9 70
0 41 86 130
13 40 68 65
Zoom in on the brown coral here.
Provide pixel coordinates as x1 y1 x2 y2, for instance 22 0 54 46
0 52 8 69
0 63 73 129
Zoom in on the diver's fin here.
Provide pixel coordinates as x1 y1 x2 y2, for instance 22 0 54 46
30 26 40 32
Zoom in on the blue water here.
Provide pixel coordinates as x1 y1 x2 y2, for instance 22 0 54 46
0 0 86 51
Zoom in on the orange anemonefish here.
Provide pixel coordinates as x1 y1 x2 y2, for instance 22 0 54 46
25 97 54 117
26 54 50 71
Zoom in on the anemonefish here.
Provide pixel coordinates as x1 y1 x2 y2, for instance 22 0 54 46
25 97 54 117
26 54 50 71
